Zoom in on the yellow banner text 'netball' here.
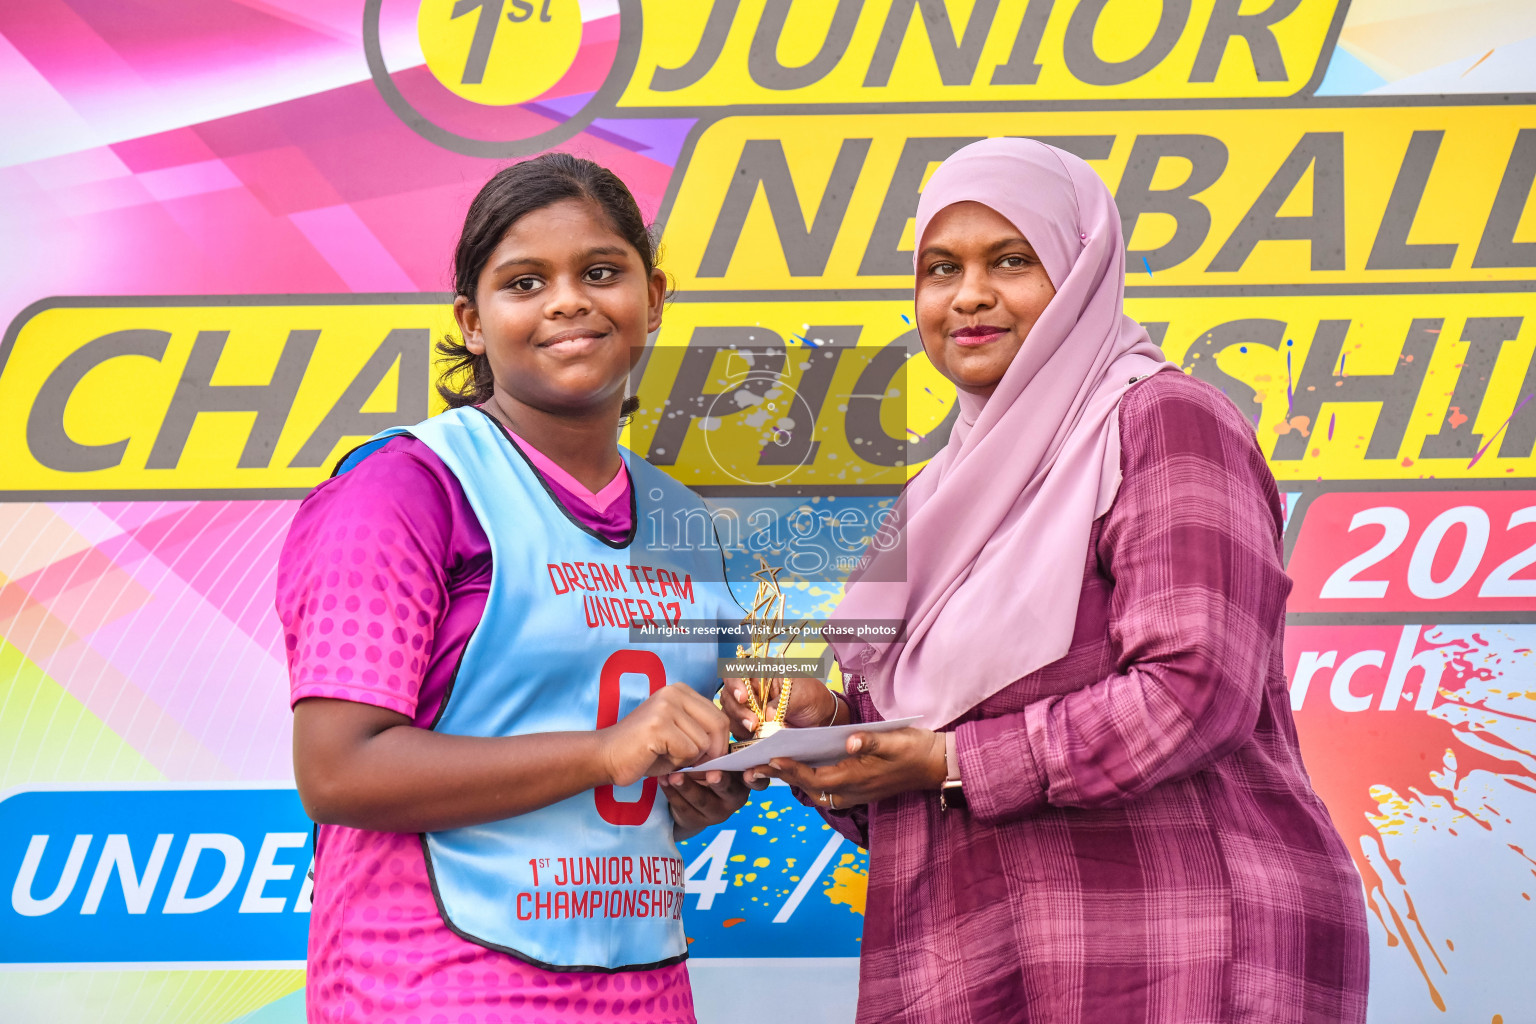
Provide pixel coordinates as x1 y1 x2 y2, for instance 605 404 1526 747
661 106 1536 293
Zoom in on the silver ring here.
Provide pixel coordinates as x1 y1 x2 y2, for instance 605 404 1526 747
821 791 837 811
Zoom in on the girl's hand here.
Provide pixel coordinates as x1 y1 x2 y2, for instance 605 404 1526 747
600 683 732 786
748 728 946 809
659 769 759 840
721 676 844 740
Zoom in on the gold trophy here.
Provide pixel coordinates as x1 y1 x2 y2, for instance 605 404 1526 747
728 555 795 752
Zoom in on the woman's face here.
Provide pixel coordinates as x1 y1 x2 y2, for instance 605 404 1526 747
914 200 1057 397
454 198 665 417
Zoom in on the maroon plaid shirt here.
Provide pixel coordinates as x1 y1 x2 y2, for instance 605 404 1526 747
821 372 1368 1023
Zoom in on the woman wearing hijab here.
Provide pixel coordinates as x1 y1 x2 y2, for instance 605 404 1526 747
726 139 1369 1023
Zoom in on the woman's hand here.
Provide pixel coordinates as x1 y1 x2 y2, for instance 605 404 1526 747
659 769 761 840
720 676 845 739
747 728 947 810
599 683 733 786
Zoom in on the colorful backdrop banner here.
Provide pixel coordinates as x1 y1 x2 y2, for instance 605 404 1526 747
1 2 1533 1022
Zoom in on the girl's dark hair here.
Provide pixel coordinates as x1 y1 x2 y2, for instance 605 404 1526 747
437 153 659 411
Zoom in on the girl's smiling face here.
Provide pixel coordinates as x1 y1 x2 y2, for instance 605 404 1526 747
454 198 666 420
915 200 1057 398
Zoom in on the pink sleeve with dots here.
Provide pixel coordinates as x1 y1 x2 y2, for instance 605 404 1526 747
276 442 457 718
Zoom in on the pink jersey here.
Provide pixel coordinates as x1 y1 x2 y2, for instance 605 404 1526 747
276 423 696 1024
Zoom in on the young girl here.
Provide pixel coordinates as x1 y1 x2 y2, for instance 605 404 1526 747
278 154 748 1024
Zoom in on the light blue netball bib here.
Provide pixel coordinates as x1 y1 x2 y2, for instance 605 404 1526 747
339 406 740 971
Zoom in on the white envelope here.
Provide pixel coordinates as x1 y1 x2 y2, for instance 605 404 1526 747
681 717 923 772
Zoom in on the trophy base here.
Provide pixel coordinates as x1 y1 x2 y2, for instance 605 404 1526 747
728 721 784 754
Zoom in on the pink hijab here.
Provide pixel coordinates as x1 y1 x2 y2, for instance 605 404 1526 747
828 138 1177 729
